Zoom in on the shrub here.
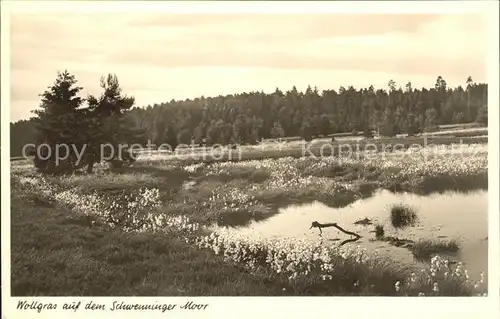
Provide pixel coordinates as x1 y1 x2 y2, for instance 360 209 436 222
374 224 385 239
390 204 418 229
411 239 460 261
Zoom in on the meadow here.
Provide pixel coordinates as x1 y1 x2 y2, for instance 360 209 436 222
10 137 488 296
141 135 487 165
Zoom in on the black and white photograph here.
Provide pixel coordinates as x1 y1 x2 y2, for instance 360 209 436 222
2 0 499 318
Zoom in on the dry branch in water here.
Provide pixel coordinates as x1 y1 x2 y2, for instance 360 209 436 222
310 221 362 240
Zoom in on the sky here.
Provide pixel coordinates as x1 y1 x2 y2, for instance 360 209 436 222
9 12 489 122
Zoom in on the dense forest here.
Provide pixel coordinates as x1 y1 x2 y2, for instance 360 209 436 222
11 74 488 157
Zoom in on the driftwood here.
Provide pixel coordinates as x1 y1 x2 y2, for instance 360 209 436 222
310 221 362 239
320 236 361 246
354 217 373 226
339 237 362 246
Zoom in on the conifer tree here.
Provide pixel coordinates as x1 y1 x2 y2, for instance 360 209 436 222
84 74 136 172
32 70 85 173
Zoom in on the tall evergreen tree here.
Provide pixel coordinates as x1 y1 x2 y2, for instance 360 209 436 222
84 74 136 172
270 121 285 138
32 70 85 173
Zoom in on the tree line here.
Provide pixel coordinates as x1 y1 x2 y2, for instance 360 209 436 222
11 72 488 169
130 75 487 147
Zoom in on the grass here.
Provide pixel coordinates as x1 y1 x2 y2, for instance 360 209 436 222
9 141 487 297
11 171 480 296
13 142 487 230
437 122 483 130
10 178 413 296
10 184 290 296
424 127 487 137
13 143 488 229
254 123 485 144
50 171 161 193
212 204 274 227
372 235 461 262
416 173 488 195
410 239 460 262
374 224 385 239
138 135 487 165
358 182 378 198
390 204 419 229
197 165 271 184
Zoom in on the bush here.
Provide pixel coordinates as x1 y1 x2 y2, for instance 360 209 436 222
374 224 385 238
390 204 418 229
410 239 460 261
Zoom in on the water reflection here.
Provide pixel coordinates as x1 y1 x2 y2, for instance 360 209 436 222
212 189 488 279
215 209 279 227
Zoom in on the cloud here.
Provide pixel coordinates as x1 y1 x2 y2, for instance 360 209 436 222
105 14 486 73
129 14 439 37
9 12 488 122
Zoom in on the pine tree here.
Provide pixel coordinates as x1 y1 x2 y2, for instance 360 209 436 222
84 74 136 172
32 70 85 173
380 107 397 137
270 121 285 138
300 120 312 141
476 105 488 126
424 109 439 132
319 114 332 137
165 124 178 151
153 119 167 146
177 128 192 145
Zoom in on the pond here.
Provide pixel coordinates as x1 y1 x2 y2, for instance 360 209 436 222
212 189 488 281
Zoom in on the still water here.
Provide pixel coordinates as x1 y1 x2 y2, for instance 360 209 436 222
214 190 488 280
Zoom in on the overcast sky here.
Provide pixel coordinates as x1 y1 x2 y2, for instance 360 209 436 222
10 12 488 122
